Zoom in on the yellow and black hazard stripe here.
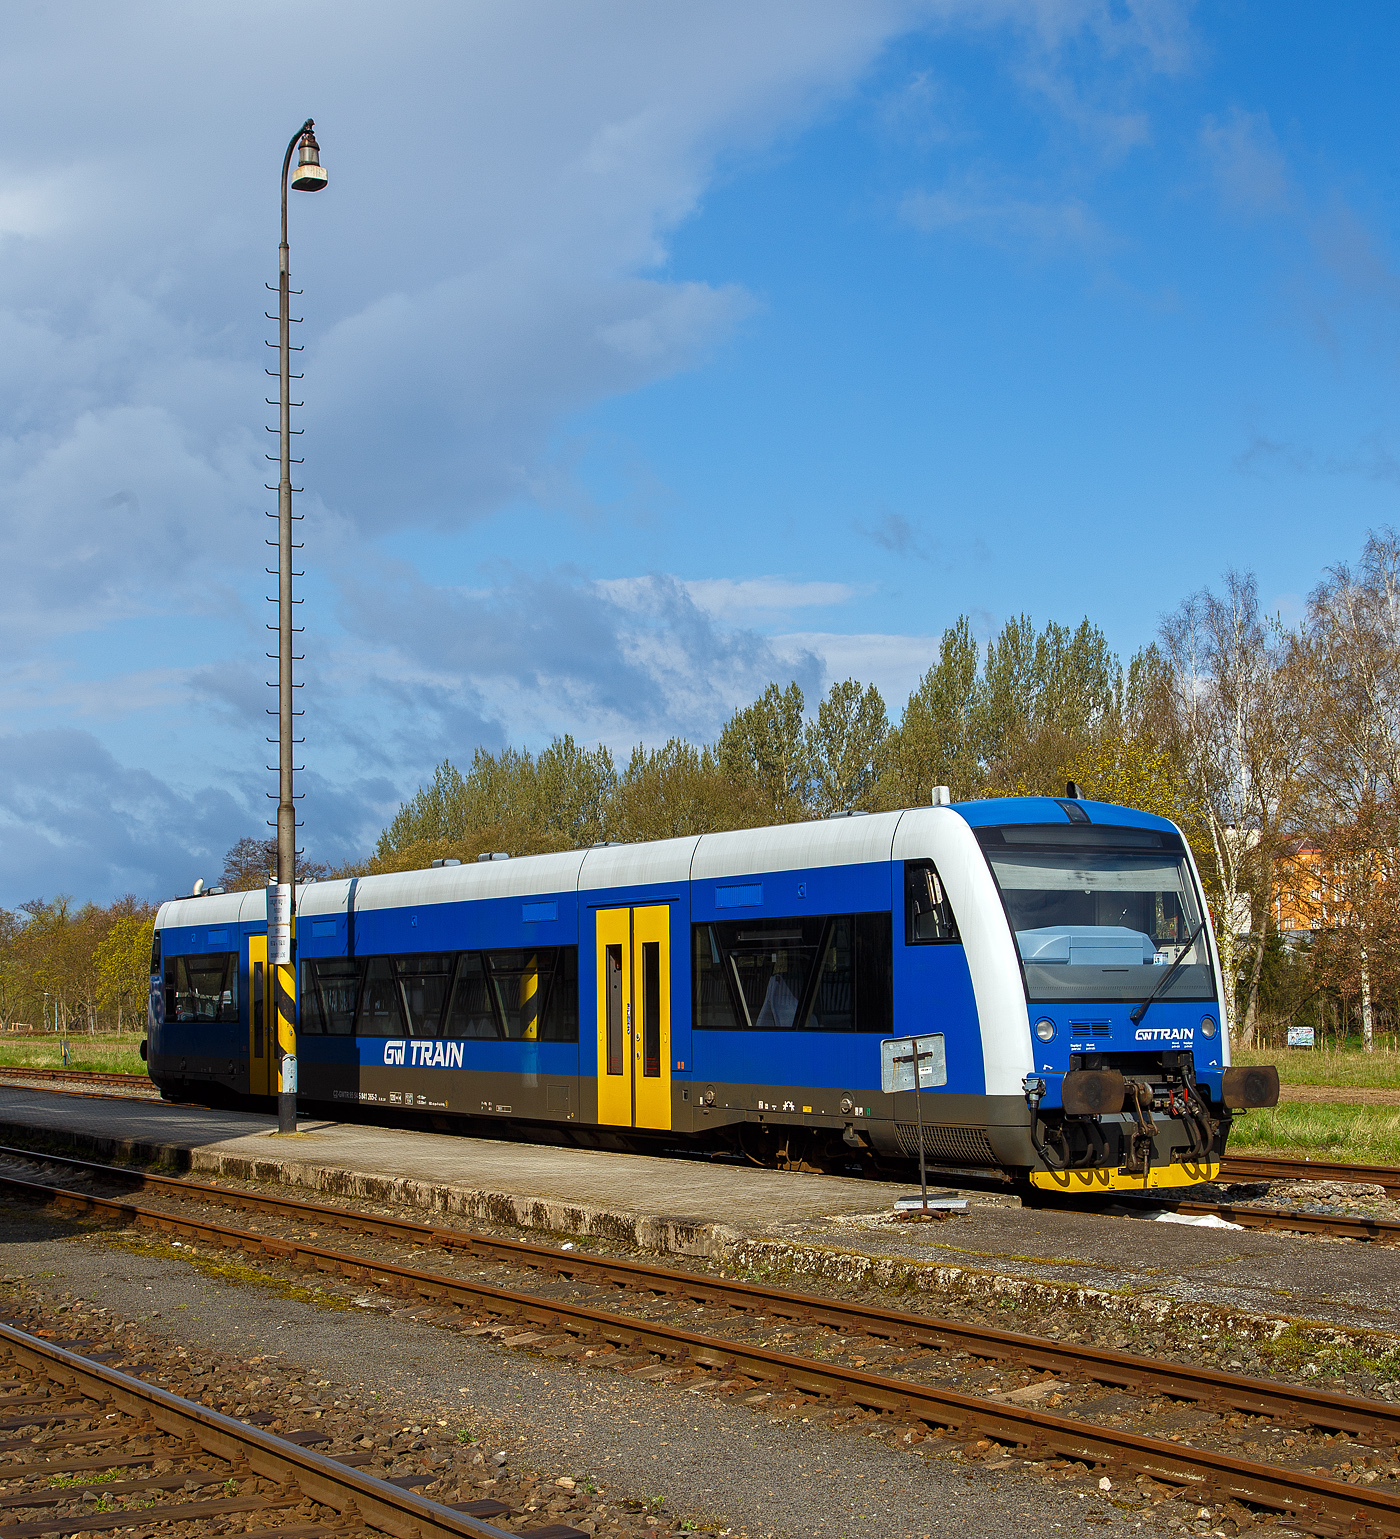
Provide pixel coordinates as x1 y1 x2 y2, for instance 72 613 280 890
274 963 297 1091
520 954 539 1041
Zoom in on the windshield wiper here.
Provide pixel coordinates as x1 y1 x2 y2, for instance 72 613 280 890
1129 919 1207 1025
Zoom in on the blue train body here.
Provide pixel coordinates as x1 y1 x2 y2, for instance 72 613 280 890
146 795 1279 1189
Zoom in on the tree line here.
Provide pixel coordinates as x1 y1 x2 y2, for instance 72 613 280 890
0 897 155 1035
9 530 1400 1051
370 530 1400 1053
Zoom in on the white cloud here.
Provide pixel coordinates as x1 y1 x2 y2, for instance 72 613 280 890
770 630 940 711
902 178 1108 248
671 576 859 621
1200 106 1291 217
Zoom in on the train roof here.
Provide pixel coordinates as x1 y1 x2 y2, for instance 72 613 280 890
155 794 1179 930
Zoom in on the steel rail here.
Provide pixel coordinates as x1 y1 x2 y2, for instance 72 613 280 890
1 1148 1397 1443
5 1170 1400 1532
1222 1154 1400 1198
0 1322 519 1539
0 1068 152 1090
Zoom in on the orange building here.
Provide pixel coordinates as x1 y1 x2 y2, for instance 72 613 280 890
1273 837 1377 938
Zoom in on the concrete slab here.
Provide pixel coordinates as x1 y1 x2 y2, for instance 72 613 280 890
1 1086 1398 1356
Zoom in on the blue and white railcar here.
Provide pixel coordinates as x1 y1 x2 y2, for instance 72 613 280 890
146 794 1279 1190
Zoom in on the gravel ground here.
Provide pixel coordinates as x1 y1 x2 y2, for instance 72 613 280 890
0 1200 1258 1539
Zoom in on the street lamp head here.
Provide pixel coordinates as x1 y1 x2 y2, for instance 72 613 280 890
291 124 328 192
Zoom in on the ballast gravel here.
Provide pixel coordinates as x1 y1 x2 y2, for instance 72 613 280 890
0 1201 1247 1539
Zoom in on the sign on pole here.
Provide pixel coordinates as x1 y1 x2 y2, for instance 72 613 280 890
268 883 293 966
880 1034 947 1094
1286 1025 1315 1049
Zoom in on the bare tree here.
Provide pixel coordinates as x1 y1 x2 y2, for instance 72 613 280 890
1160 572 1307 1047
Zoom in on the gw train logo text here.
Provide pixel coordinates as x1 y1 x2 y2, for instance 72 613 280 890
1133 1026 1194 1044
382 1040 465 1069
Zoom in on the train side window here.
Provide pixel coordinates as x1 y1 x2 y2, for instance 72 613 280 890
149 931 161 976
446 954 501 1040
253 963 264 1056
483 949 546 1041
693 914 892 1032
444 954 499 1039
854 912 893 1032
641 940 661 1076
355 958 406 1037
308 959 359 1035
606 944 624 1073
905 860 959 943
393 954 454 1037
540 946 579 1043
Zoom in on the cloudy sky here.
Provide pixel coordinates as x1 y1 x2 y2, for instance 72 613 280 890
2 0 1398 904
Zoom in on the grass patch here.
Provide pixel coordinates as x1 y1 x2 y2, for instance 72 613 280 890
1235 1044 1400 1090
115 1234 351 1309
1227 1100 1400 1163
0 1036 145 1074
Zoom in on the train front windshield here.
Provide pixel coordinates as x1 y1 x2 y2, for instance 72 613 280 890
976 824 1216 1005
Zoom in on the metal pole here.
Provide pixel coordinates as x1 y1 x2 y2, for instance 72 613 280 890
912 1035 928 1212
274 121 311 1136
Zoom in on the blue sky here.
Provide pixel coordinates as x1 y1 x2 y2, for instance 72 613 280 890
2 1 1399 904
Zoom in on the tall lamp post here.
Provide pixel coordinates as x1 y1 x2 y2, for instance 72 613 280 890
270 119 327 1135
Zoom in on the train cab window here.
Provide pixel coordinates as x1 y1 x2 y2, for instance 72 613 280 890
394 955 453 1036
164 953 239 1024
149 931 161 977
300 959 359 1035
355 958 406 1037
693 914 892 1032
905 860 959 944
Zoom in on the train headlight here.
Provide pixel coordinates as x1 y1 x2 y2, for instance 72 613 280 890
1034 1018 1056 1043
1200 1015 1218 1039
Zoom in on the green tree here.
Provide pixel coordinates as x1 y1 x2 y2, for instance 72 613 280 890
805 679 889 816
94 910 155 1033
881 617 985 806
715 681 810 823
611 739 769 841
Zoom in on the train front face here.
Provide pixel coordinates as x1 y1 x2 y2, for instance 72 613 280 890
972 802 1279 1191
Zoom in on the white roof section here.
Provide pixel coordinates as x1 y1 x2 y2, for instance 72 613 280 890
350 850 589 913
578 836 700 892
157 885 285 930
156 809 975 929
690 812 905 881
297 878 357 918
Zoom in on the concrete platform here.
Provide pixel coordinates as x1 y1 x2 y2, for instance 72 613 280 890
0 1086 1398 1356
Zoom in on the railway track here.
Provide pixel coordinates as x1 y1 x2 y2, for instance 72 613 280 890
1091 1188 1400 1243
0 1067 152 1091
0 1318 569 1539
1222 1153 1400 1198
7 1068 1400 1200
3 1148 1400 1534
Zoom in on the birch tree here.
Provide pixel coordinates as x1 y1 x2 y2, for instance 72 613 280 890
1302 530 1400 1051
1160 572 1307 1047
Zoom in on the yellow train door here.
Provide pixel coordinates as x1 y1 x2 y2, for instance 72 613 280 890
595 905 671 1131
248 936 273 1096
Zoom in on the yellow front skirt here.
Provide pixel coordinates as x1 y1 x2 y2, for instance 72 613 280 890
1028 1160 1219 1193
